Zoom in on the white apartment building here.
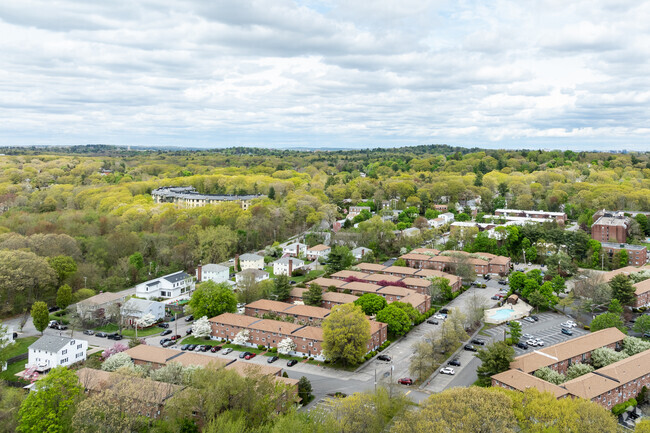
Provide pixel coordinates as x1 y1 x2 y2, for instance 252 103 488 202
196 263 229 283
283 243 307 257
306 244 331 261
273 257 304 277
237 253 265 270
136 271 195 301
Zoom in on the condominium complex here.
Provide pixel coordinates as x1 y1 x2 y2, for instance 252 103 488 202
152 186 264 210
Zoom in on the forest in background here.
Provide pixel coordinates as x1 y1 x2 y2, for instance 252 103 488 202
0 144 649 317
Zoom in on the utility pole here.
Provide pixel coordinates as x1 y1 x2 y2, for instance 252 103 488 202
374 368 377 392
522 248 526 265
84 277 87 289
175 312 178 337
601 252 604 270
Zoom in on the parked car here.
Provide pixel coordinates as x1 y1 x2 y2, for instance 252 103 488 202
491 295 500 300
287 360 298 367
523 317 536 323
426 319 439 325
222 348 233 355
240 351 251 359
245 353 256 360
210 345 222 353
55 324 68 330
48 320 60 328
561 328 573 336
530 315 539 321
107 333 123 340
199 345 210 352
397 378 413 385
643 332 650 338
484 275 491 280
267 356 279 363
185 315 194 322
440 367 455 375
516 342 529 350
522 333 534 340
439 308 449 314
526 339 537 347
181 344 190 350
95 332 107 338
48 306 59 313
470 338 486 346
534 339 545 346
447 358 461 366
187 344 197 351
498 279 508 285
170 334 181 340
163 340 176 347
186 329 193 335
561 321 577 328
377 354 391 362
83 330 94 335
464 344 477 352
433 314 447 320
160 338 171 345
160 329 172 336
157 322 169 328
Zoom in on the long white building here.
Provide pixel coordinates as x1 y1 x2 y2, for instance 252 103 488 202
136 271 195 301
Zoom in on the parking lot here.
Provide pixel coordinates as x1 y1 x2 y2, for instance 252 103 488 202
481 311 588 355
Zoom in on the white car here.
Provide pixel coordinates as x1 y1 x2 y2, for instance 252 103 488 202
440 367 455 375
523 317 535 323
561 321 577 328
526 339 538 347
433 314 447 320
534 339 545 346
222 348 233 355
522 333 534 340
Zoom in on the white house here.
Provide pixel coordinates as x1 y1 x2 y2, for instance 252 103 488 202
306 244 331 261
135 271 195 301
236 269 269 286
351 247 370 260
28 335 88 372
121 298 166 325
400 227 421 237
76 291 128 319
196 263 229 284
237 253 265 270
439 212 455 224
428 217 446 228
282 242 307 257
273 257 304 276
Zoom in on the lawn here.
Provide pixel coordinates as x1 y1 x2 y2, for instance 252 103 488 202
94 323 164 337
263 351 303 362
3 336 38 360
221 343 267 354
180 336 221 346
0 360 27 381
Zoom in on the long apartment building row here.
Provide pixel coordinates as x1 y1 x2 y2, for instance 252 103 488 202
399 248 511 276
329 264 462 292
491 328 650 409
209 312 388 361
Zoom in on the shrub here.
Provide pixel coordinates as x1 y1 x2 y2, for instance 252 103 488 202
270 347 277 353
612 398 637 415
308 357 314 361
583 325 590 330
258 345 265 350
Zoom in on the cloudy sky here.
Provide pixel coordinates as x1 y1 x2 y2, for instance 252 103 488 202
1 0 649 150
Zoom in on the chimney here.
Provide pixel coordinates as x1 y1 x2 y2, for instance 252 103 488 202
289 259 293 276
235 254 239 270
197 264 202 282
296 244 299 257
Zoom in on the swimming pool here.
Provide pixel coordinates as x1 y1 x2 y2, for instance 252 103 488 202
489 308 517 322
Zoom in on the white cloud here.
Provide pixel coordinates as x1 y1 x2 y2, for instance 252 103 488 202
0 0 649 149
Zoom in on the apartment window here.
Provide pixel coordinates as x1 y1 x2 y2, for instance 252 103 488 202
60 358 68 364
76 353 83 358
77 344 82 349
62 349 67 355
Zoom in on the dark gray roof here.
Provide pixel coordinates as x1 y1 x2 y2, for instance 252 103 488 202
239 253 263 261
202 264 228 272
146 281 160 287
29 335 80 353
163 271 192 283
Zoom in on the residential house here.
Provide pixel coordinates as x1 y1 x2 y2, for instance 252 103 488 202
439 212 455 224
121 298 166 326
135 271 195 301
351 247 371 260
76 291 127 319
306 244 331 261
272 257 304 277
28 335 88 372
282 243 307 257
237 253 265 270
236 269 269 286
196 263 229 284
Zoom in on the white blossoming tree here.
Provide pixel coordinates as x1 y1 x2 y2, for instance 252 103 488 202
232 329 250 346
277 337 296 355
135 313 156 329
192 316 211 338
101 352 134 372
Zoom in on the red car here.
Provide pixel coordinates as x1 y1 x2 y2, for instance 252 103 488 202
398 378 413 385
244 353 256 360
210 345 222 353
170 335 181 341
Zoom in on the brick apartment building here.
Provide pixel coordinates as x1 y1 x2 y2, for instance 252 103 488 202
399 250 511 277
635 279 650 308
209 312 387 360
591 212 631 243
601 242 647 266
354 263 463 292
244 299 331 325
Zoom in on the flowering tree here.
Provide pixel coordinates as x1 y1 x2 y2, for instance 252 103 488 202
135 313 156 328
101 342 128 360
277 337 296 355
101 352 134 372
232 329 250 346
192 316 211 338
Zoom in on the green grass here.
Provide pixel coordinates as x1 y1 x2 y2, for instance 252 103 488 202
3 336 38 359
94 323 165 337
221 343 267 354
181 336 221 346
263 351 303 361
0 360 27 381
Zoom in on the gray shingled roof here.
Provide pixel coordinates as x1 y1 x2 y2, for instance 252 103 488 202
203 264 228 273
273 257 304 265
163 271 191 283
239 253 263 261
122 298 158 312
29 335 78 353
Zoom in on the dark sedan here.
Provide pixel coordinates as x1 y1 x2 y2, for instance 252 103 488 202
287 360 298 367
